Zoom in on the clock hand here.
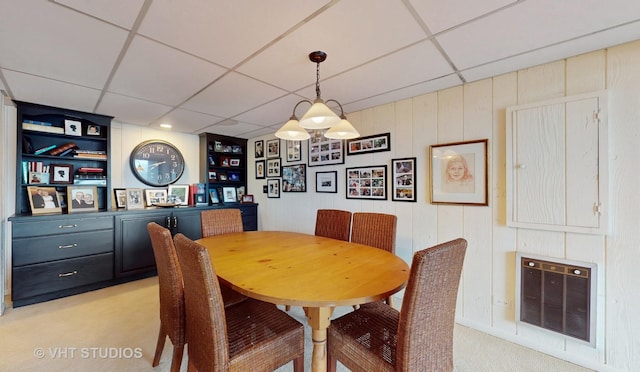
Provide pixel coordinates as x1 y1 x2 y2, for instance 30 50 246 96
149 161 166 169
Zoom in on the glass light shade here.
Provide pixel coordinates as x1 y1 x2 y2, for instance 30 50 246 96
323 118 360 140
275 118 310 140
298 99 341 129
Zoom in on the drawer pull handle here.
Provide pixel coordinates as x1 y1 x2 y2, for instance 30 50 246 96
58 244 78 249
58 224 78 229
58 271 78 277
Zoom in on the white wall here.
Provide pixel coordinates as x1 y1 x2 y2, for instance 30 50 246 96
246 40 640 371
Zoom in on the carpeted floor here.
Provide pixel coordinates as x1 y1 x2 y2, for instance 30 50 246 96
0 276 591 371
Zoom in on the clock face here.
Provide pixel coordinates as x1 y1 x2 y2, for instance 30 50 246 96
130 140 185 186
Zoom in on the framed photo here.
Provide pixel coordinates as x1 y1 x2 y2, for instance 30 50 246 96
316 171 337 193
86 124 101 136
241 194 254 203
125 188 145 210
220 156 231 167
114 188 127 208
266 138 280 158
50 164 73 184
392 157 417 202
145 189 168 206
267 178 280 198
28 171 49 184
255 160 265 179
282 164 306 192
347 132 390 156
230 158 241 167
266 158 281 177
168 184 189 205
346 165 388 200
228 171 241 182
210 189 220 204
27 186 62 215
286 140 301 162
255 140 264 158
67 186 99 213
222 186 237 203
195 193 207 205
429 139 488 206
308 135 344 167
64 119 82 136
208 171 217 181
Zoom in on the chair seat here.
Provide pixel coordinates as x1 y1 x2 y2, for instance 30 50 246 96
328 301 398 371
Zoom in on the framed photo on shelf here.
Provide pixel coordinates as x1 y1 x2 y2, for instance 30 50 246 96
255 160 265 179
230 158 241 167
347 132 390 156
255 140 264 158
241 194 254 203
282 164 306 192
168 184 189 205
286 140 301 162
27 186 62 215
64 119 82 136
220 156 231 167
210 189 220 204
429 139 488 206
266 158 281 177
315 171 337 193
208 171 217 181
267 138 280 158
391 157 416 202
267 178 280 198
145 189 168 206
346 165 388 200
125 188 145 210
222 186 237 203
86 124 101 136
195 193 207 205
67 186 99 213
308 135 344 167
114 188 127 208
50 164 73 184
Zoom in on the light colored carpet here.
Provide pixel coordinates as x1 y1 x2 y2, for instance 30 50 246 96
0 276 591 371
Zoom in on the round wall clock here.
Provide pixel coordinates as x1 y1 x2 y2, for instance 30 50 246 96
130 140 185 187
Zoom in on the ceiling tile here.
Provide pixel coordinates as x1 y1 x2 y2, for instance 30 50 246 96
98 92 173 126
108 36 227 106
409 0 516 34
200 121 266 138
234 93 308 128
53 0 145 29
157 108 226 133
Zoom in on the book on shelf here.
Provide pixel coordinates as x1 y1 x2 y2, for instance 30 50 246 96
50 142 78 156
73 179 107 186
73 150 107 159
74 149 106 154
22 122 64 134
77 167 104 173
24 119 53 126
75 174 106 180
33 144 57 155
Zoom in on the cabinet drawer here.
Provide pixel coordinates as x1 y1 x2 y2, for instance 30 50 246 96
12 253 114 301
12 216 114 238
13 230 113 266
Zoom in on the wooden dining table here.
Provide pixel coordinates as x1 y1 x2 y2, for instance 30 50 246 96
196 230 410 372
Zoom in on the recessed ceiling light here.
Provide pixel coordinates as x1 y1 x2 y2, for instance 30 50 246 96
160 123 172 129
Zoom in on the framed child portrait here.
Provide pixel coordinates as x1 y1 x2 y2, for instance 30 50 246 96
27 186 62 215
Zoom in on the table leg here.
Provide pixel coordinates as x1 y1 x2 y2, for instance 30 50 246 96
304 306 334 372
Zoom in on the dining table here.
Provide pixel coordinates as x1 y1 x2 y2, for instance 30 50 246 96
196 230 410 372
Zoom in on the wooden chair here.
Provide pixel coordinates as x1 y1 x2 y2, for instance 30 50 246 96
327 238 467 372
147 222 186 372
314 209 352 241
173 233 305 372
351 212 397 306
200 208 244 237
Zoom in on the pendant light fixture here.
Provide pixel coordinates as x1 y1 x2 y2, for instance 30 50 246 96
275 51 360 141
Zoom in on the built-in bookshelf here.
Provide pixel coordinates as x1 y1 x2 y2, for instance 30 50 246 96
15 101 112 215
199 133 248 204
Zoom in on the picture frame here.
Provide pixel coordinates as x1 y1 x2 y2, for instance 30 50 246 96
282 164 306 192
67 186 99 213
28 171 49 185
266 158 281 177
255 160 265 179
230 158 241 167
195 193 207 205
266 138 280 158
210 189 220 204
429 139 488 206
286 140 301 162
267 178 280 198
145 189 168 206
255 140 265 158
125 188 145 210
228 171 241 182
241 194 254 203
168 184 189 205
114 188 127 208
315 171 337 193
220 156 231 167
208 171 217 181
64 119 82 136
308 135 344 167
27 186 62 215
86 124 101 136
391 157 417 202
222 186 237 203
347 132 390 156
346 165 388 200
50 164 73 184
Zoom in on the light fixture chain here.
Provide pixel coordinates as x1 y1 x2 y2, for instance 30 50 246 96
315 61 321 99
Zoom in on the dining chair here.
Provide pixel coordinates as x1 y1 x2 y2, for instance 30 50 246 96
314 209 352 241
173 233 305 372
200 208 248 306
350 212 397 306
146 222 186 372
326 238 467 372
